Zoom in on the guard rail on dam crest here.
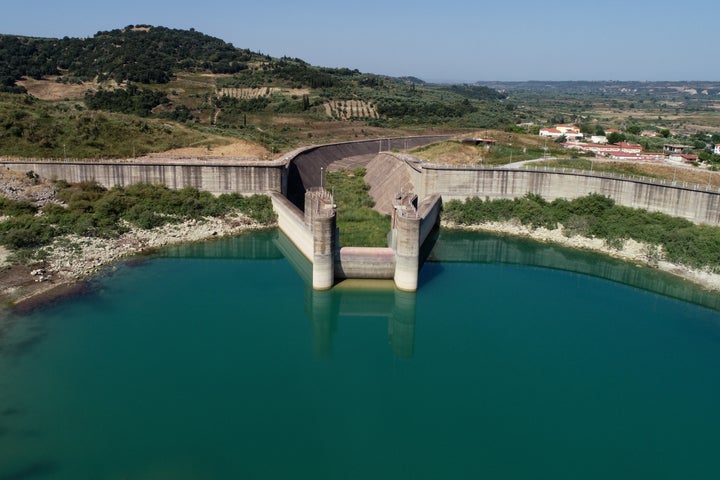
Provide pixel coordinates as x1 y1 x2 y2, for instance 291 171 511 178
3 135 720 290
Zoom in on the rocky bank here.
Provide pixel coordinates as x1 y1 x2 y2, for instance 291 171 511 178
442 219 720 293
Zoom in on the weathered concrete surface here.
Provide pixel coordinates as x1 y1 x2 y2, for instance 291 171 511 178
269 192 313 260
364 153 420 215
312 213 336 290
417 193 442 246
0 158 285 195
422 166 720 225
286 136 451 210
336 247 396 279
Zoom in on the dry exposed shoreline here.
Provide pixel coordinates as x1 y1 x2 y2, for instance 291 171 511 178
442 219 720 293
1 213 269 311
3 216 719 312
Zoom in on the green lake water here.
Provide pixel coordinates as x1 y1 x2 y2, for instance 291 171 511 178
1 229 719 479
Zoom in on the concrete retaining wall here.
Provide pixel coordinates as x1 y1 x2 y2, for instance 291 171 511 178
336 247 396 279
365 153 420 215
0 159 285 195
269 192 313 260
286 135 451 209
418 193 442 246
422 166 720 225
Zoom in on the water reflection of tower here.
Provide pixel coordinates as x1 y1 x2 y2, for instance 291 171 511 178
304 283 417 359
275 231 418 359
389 290 416 359
305 287 339 357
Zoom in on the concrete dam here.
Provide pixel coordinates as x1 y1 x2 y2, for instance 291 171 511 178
3 135 720 291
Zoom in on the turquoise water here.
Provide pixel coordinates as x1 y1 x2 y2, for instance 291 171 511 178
1 229 720 479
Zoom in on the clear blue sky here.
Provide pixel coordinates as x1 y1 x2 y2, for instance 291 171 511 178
2 0 717 82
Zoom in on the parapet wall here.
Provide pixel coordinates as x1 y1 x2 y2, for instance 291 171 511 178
421 166 720 225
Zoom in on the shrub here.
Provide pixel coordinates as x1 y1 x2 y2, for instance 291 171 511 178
0 182 276 254
444 193 720 270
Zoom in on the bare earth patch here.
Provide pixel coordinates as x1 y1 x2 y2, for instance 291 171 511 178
151 140 269 158
16 77 106 101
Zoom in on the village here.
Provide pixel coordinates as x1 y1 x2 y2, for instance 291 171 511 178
539 123 720 166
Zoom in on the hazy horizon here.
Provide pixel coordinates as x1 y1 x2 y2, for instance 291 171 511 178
2 0 718 83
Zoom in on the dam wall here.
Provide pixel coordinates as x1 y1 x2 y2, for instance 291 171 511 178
336 247 396 279
285 135 451 209
273 187 439 291
0 158 285 195
269 192 313 261
421 165 720 225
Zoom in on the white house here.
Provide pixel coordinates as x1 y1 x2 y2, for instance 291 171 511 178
539 124 583 141
590 135 608 144
714 144 720 155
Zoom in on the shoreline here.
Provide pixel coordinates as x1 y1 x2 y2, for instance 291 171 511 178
1 213 271 312
442 219 720 293
4 217 719 314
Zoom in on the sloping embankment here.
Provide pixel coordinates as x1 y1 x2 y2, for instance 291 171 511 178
364 153 418 215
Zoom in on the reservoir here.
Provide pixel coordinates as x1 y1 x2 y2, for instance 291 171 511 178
1 229 719 479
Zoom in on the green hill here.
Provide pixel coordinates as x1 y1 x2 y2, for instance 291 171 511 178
0 25 514 158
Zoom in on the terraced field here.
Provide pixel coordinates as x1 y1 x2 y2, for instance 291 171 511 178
323 100 379 120
218 87 310 99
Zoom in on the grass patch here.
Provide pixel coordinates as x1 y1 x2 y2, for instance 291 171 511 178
325 167 390 247
410 137 565 166
0 92 231 159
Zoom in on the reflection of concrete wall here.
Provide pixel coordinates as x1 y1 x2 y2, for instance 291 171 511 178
430 230 720 311
422 167 720 225
303 283 417 359
305 287 339 357
390 290 416 359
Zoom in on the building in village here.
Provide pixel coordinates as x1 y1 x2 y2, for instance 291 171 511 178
539 124 584 141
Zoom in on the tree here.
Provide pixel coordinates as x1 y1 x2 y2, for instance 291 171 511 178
626 124 642 135
607 132 626 144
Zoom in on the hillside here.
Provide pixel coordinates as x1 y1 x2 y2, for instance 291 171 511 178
0 25 514 159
